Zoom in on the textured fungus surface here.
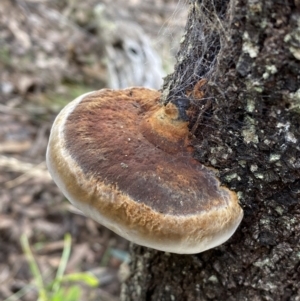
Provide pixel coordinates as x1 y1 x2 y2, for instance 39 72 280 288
47 87 243 254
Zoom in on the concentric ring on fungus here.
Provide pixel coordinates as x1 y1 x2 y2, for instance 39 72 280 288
46 87 243 254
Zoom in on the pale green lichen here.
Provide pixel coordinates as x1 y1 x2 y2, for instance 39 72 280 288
254 86 263 93
246 98 255 113
253 257 271 268
282 217 296 231
208 275 219 284
254 173 264 179
242 31 259 58
221 153 229 160
242 127 258 144
275 206 284 215
210 158 217 166
287 88 300 112
249 2 262 14
288 46 300 60
242 116 259 144
237 191 243 200
250 164 258 172
260 19 268 29
262 65 278 79
246 80 264 93
276 121 290 131
238 160 247 167
269 154 281 162
225 173 238 182
211 146 224 154
260 218 271 226
284 26 300 60
285 132 297 143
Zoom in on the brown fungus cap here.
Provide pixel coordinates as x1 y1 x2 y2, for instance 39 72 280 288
46 87 243 254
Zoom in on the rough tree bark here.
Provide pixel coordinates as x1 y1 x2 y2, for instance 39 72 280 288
121 0 300 300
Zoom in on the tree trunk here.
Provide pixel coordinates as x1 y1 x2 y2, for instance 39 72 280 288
121 0 300 300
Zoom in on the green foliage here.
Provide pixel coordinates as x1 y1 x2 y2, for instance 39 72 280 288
5 233 99 301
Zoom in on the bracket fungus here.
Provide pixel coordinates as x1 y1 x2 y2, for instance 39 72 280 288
46 87 243 254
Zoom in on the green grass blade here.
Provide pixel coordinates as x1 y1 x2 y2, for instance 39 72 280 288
50 286 81 301
51 233 72 294
20 234 48 301
59 272 99 287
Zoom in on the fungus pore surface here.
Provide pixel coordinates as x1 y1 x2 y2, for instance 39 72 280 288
46 87 243 254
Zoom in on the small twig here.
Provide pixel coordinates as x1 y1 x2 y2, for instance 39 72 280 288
0 155 51 188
